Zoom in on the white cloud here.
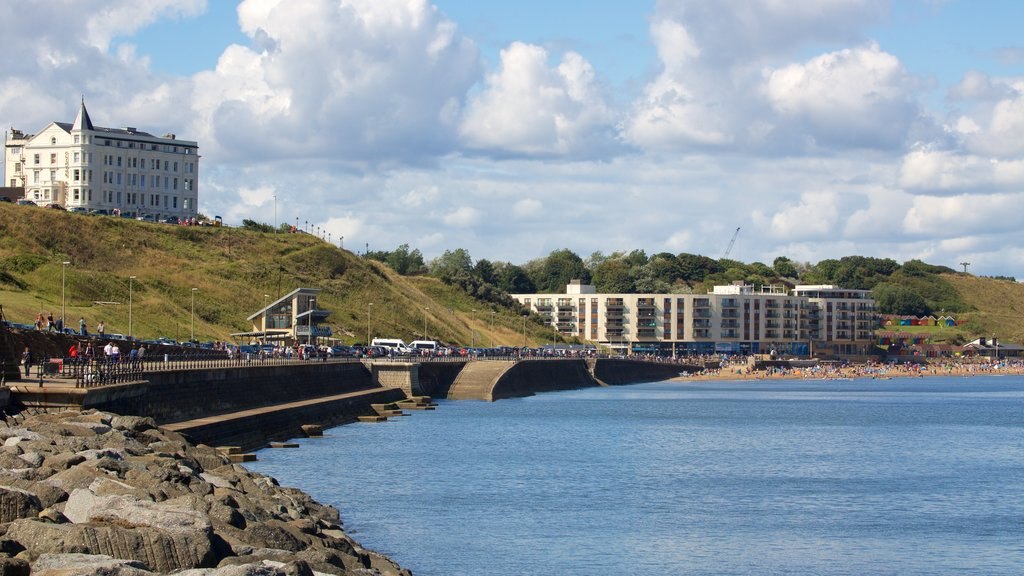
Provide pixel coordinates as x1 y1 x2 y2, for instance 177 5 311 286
765 43 918 149
512 198 543 218
189 0 482 164
458 42 616 156
664 230 693 252
443 206 481 227
401 186 441 208
898 149 1024 194
238 184 277 207
757 191 841 240
903 192 1024 236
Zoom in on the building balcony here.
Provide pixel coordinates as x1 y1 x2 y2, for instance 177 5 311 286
721 311 740 318
765 311 780 318
694 329 711 339
693 319 712 329
720 320 740 329
692 310 712 318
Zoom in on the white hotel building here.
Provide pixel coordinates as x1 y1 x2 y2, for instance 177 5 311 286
3 100 198 220
512 281 876 358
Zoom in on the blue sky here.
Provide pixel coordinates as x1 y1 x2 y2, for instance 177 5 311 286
3 0 1024 278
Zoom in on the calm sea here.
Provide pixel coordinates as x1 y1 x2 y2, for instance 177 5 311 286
249 376 1024 576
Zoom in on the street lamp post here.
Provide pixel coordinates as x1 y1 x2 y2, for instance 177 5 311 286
490 311 495 347
273 194 277 233
367 303 373 345
190 288 197 342
423 307 429 340
128 276 137 339
522 314 527 349
471 309 477 348
61 261 70 329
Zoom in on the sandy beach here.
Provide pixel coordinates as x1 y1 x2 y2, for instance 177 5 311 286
672 359 1024 382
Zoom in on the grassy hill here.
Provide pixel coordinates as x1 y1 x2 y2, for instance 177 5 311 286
0 203 547 347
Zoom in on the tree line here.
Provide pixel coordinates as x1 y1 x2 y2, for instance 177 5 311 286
360 245 1008 316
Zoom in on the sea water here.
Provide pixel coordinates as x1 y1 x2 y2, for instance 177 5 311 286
248 376 1024 575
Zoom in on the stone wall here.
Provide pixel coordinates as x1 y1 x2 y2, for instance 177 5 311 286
82 362 375 424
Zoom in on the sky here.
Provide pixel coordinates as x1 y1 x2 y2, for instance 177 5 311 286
2 0 1024 278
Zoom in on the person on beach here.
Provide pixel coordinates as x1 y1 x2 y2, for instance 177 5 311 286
21 347 33 377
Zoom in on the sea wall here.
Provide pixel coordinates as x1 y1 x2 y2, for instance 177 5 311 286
417 361 469 398
491 359 599 400
593 358 698 385
81 362 374 425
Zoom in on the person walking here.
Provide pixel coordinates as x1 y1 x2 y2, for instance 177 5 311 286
79 318 88 336
21 347 32 378
97 321 105 338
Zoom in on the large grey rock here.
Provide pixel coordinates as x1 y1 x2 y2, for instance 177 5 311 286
63 489 212 534
0 486 43 523
30 553 152 576
4 519 217 572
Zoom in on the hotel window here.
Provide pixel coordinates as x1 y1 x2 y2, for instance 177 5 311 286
50 137 56 145
13 162 20 172
34 154 40 165
73 135 79 144
117 156 122 167
173 161 178 171
50 153 57 164
173 197 178 209
73 189 79 201
73 169 80 182
173 178 178 190
49 170 55 181
73 152 79 162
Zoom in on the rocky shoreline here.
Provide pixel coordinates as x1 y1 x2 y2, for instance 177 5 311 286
0 410 411 576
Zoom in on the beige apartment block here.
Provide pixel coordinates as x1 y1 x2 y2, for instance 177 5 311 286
4 99 199 220
512 280 876 358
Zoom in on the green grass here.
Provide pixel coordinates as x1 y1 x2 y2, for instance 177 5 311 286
0 204 544 346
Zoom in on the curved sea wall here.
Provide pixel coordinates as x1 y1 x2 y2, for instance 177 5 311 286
0 410 410 576
592 358 699 385
491 359 600 401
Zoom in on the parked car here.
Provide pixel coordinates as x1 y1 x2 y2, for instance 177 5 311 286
161 216 180 225
45 203 65 210
16 199 36 206
67 206 89 214
88 209 110 216
136 214 156 222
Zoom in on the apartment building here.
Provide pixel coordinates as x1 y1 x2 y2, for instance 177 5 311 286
3 99 199 220
512 280 876 358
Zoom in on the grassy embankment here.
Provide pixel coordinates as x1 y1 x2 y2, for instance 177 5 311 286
0 203 543 346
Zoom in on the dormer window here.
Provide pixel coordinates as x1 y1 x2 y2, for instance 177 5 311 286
50 137 57 144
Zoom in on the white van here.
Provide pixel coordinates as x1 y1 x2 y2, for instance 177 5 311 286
370 338 412 354
409 340 439 354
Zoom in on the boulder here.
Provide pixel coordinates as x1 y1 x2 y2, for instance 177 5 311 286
0 486 43 523
4 519 217 572
30 553 152 576
63 489 212 534
0 557 30 576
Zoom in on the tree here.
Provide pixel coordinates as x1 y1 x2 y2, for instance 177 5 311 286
593 258 634 293
474 259 497 285
677 253 722 282
495 262 536 293
428 248 473 281
873 282 931 316
384 244 425 275
773 256 799 279
533 249 590 292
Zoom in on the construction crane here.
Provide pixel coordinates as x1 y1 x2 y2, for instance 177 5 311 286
721 227 740 259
